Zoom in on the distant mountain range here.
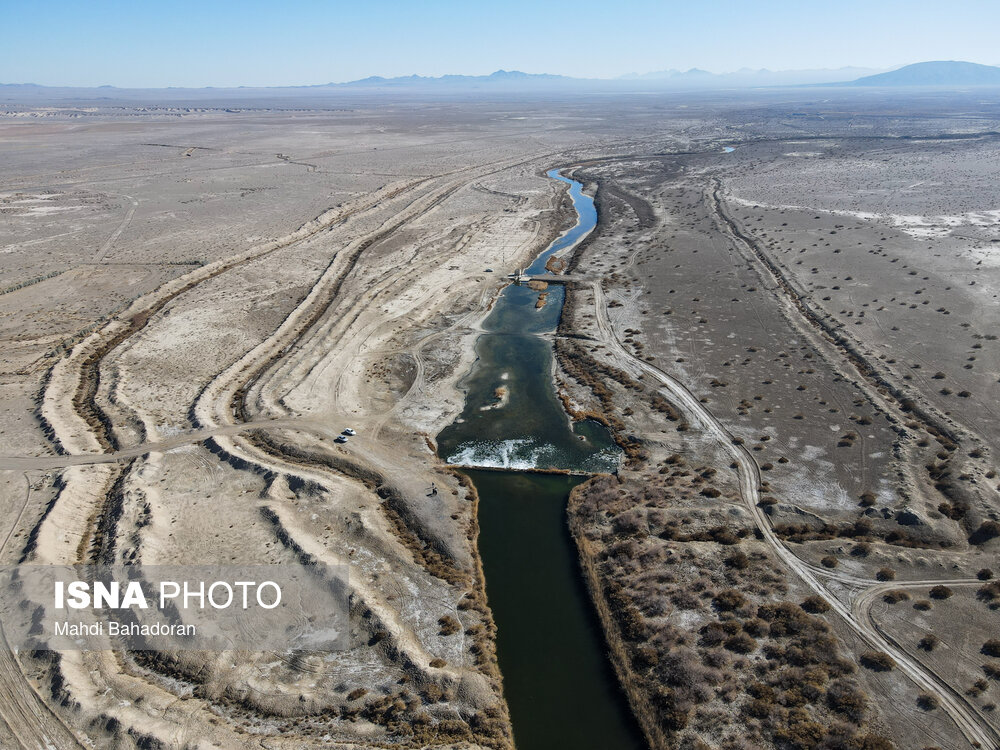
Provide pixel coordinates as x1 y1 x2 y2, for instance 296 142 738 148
845 60 1000 86
617 66 883 86
328 69 572 87
316 66 889 89
4 62 1000 99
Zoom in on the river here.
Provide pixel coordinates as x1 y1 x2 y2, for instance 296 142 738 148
437 170 646 750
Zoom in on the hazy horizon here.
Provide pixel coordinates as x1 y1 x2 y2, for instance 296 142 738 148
3 0 1000 88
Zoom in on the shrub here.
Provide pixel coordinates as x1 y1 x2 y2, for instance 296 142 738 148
724 633 758 654
970 520 1000 545
851 542 871 557
743 697 773 719
918 634 939 651
429 658 446 668
984 662 1000 680
978 582 1000 603
983 640 1000 658
821 555 839 568
917 692 940 710
968 679 989 697
632 645 659 670
929 585 953 600
422 684 445 703
882 589 911 604
800 596 831 614
713 589 748 612
724 550 749 570
876 568 896 581
826 678 867 722
978 568 995 581
438 615 460 636
774 717 825 749
653 686 689 731
849 735 894 750
699 622 727 648
860 651 895 671
914 599 933 611
347 688 368 701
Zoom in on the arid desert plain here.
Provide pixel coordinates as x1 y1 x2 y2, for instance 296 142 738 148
1 87 999 750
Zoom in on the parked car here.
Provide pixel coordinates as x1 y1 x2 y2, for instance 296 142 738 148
334 435 348 443
343 428 356 436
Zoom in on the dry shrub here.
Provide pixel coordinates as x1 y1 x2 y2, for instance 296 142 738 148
918 634 939 651
882 589 911 604
970 520 1000 544
725 549 750 569
978 581 1000 604
860 651 895 672
801 595 831 614
875 568 895 581
713 589 748 612
916 693 940 711
825 678 867 722
438 615 460 636
929 585 953 600
725 633 758 654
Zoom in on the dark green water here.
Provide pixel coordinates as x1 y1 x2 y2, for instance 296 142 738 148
467 470 646 750
438 171 644 749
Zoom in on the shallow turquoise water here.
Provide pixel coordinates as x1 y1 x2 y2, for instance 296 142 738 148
436 170 618 474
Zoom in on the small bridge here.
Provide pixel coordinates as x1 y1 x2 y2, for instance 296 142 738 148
507 271 592 285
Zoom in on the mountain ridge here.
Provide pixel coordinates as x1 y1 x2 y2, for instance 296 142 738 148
846 60 1000 86
6 62 1000 95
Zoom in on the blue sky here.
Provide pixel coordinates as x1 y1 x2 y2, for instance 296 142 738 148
2 0 999 87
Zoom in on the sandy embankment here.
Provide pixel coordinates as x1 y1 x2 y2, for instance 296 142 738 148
22 158 578 748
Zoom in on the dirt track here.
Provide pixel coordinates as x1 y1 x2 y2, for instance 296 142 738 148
1 120 579 746
588 274 999 749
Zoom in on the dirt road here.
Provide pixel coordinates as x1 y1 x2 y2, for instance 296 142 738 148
590 280 999 749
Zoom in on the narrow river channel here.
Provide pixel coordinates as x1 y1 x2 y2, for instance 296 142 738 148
437 170 646 750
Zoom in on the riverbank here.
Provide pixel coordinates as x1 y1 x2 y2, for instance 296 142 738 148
10 138 591 748
437 170 647 750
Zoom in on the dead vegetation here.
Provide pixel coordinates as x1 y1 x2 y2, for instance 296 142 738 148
568 474 894 750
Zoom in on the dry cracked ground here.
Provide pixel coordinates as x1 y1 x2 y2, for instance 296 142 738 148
0 89 998 750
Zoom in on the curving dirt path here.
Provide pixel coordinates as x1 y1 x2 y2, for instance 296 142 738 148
7 149 577 749
589 280 999 749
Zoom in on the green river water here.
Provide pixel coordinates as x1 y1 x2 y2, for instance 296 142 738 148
436 170 645 750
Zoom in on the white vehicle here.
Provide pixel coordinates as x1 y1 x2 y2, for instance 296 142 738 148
343 428 356 436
